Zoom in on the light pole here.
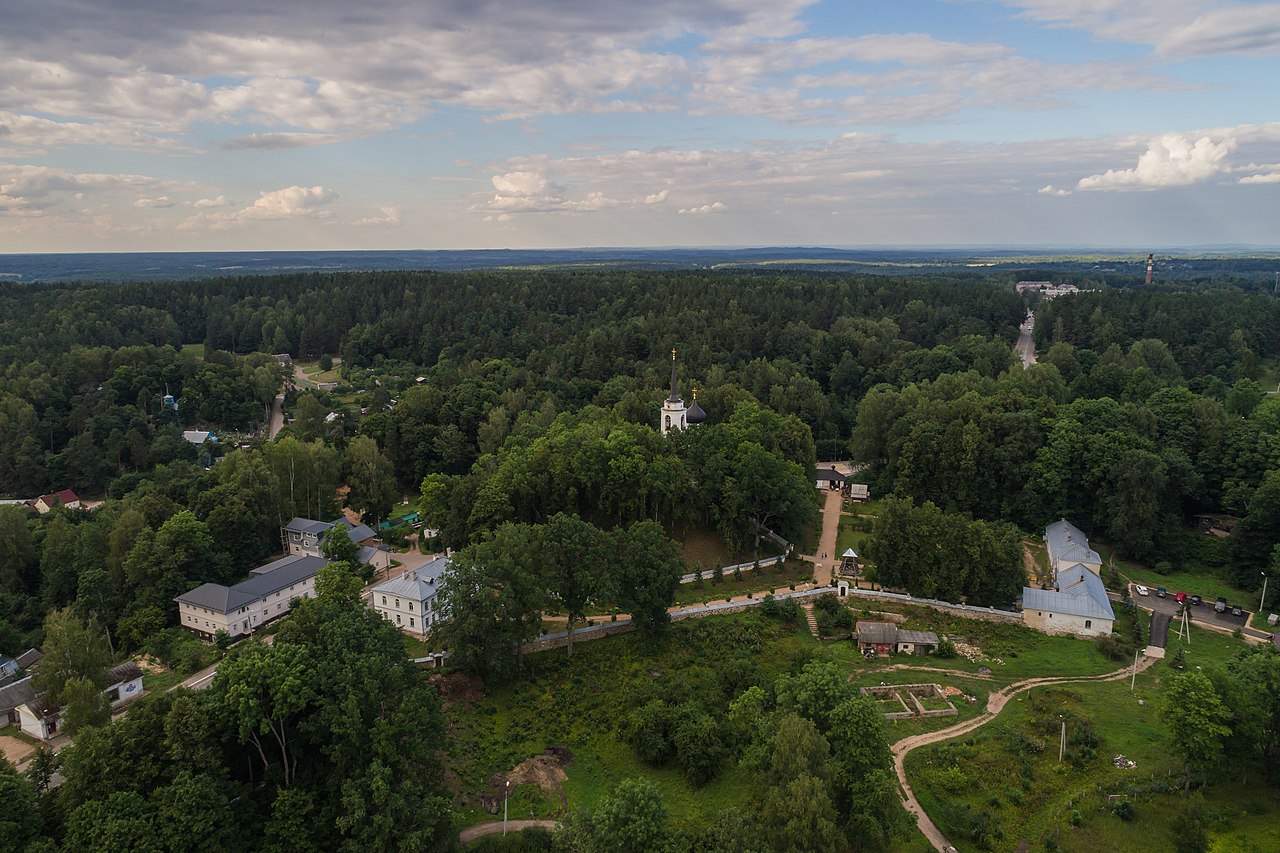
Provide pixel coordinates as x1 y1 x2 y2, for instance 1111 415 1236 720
503 780 511 836
1058 715 1066 763
1261 572 1269 616
1131 649 1139 692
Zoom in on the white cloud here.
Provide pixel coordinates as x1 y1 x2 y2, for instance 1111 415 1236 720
352 206 401 226
1039 185 1071 196
644 190 669 204
0 163 177 214
1239 172 1280 184
192 195 231 208
219 132 340 150
235 185 337 219
1078 134 1237 190
678 201 726 214
134 196 173 208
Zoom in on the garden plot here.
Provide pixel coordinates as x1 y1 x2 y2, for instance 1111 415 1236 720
860 683 958 720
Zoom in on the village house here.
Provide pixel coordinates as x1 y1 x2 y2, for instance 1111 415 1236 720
6 661 144 741
369 556 450 636
282 517 389 570
1021 520 1114 637
855 621 940 657
33 489 80 514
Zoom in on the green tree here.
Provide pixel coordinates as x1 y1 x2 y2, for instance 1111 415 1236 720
611 520 683 636
758 773 842 853
343 435 397 529
593 778 671 853
320 523 359 565
541 513 609 657
35 607 111 699
0 505 35 595
63 790 162 853
216 641 316 788
60 675 112 736
1162 670 1232 792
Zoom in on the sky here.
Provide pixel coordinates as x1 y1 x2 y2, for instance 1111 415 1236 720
3 0 1280 252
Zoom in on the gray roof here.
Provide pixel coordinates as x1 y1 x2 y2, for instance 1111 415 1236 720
896 629 940 646
1045 519 1101 567
371 556 450 602
105 661 143 686
15 649 41 669
856 621 898 644
285 517 332 535
1022 565 1115 620
815 467 846 481
345 523 376 542
0 675 36 713
176 555 326 614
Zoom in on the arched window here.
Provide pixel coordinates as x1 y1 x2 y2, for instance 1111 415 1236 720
665 415 671 429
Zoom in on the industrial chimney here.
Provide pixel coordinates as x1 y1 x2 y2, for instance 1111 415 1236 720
1144 253 1153 286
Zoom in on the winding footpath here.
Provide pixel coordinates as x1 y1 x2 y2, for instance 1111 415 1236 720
891 654 1159 852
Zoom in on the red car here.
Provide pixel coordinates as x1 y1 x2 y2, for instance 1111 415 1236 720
1174 592 1188 605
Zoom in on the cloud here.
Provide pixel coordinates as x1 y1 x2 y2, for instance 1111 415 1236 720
235 185 337 219
644 190 669 204
134 195 174 208
0 163 177 214
352 206 400 226
1078 134 1237 190
1039 185 1071 196
219 132 340 150
192 195 231 208
678 201 726 214
1239 172 1280 184
999 1 1280 57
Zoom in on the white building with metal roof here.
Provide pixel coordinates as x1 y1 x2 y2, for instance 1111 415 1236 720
369 556 450 636
176 554 326 640
1023 520 1114 637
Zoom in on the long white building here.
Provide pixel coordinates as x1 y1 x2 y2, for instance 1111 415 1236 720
1021 520 1114 637
176 555 325 640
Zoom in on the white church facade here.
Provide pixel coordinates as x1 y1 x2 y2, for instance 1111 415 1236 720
660 349 706 436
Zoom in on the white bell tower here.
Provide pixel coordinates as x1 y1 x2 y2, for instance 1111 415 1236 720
660 348 687 436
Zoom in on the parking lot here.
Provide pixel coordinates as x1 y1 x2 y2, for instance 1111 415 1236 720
1130 584 1257 633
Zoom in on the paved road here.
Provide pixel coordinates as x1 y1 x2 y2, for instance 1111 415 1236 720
1131 585 1255 633
892 654 1158 851
268 393 285 439
1015 312 1037 368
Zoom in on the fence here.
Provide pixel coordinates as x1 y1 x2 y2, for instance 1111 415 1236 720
680 554 785 584
841 586 1021 624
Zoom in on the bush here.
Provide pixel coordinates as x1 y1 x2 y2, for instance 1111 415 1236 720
213 629 233 652
936 638 957 659
1154 560 1174 576
1112 800 1134 821
1095 633 1133 661
1069 810 1082 827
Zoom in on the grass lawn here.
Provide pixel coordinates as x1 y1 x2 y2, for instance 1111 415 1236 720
671 524 762 569
835 514 872 559
850 498 884 517
0 723 40 746
296 360 343 384
403 633 435 658
901 621 1257 852
671 558 814 606
144 669 187 694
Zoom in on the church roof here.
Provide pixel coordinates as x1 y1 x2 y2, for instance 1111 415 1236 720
687 396 706 424
667 349 682 403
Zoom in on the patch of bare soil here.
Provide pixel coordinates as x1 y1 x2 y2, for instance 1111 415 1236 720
430 671 486 705
481 747 574 815
0 735 35 764
134 654 169 674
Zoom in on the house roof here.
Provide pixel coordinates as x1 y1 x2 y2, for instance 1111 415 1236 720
371 556 450 602
1045 519 1101 567
856 621 898 644
1022 565 1115 620
183 430 214 444
285 517 332 534
105 661 143 686
36 489 79 506
15 649 41 669
896 629 940 645
0 675 36 713
346 523 376 542
176 555 326 614
814 467 846 481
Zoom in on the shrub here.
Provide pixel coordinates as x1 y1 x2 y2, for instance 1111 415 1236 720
1169 645 1186 670
936 638 957 659
213 629 233 652
1095 633 1133 661
1069 810 1082 828
1112 800 1134 821
1154 561 1174 576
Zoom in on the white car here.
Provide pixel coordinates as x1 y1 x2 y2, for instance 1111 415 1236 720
1134 585 1149 597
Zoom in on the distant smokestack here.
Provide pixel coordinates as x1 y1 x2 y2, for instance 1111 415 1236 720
1145 253 1153 286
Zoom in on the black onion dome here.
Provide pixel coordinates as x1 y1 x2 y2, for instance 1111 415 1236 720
687 398 707 424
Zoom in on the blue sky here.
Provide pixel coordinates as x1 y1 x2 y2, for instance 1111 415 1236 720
2 0 1279 251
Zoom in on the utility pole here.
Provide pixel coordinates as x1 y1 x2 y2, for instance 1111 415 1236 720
503 780 511 836
1131 649 1139 691
1059 715 1066 763
1261 572 1269 615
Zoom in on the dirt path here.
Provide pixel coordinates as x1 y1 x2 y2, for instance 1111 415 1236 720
268 393 284 439
1016 313 1037 368
458 820 557 844
799 489 843 585
891 654 1159 851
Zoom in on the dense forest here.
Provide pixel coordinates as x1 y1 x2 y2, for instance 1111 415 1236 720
4 267 1280 850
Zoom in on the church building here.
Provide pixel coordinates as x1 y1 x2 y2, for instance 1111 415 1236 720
660 349 706 436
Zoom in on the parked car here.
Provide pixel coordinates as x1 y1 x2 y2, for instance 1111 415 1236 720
1190 594 1202 606
1157 587 1167 598
1215 597 1228 613
1134 585 1149 596
1231 605 1243 617
1175 592 1188 605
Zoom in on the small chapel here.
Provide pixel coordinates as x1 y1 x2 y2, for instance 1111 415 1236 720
660 349 706 436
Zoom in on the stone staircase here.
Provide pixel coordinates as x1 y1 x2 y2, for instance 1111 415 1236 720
802 603 821 638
